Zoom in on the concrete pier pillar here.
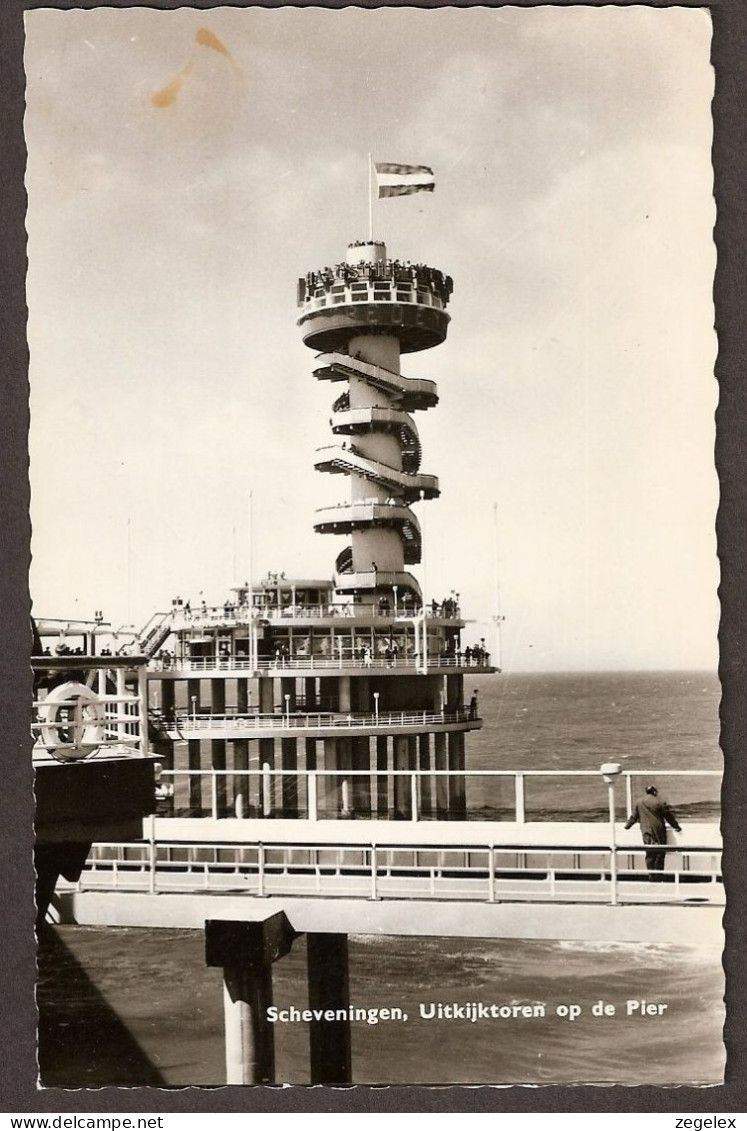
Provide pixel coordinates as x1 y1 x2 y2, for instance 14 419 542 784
259 739 275 816
337 737 353 817
205 916 297 1086
351 736 371 815
434 731 448 818
161 680 175 726
393 734 410 818
258 676 274 714
446 674 464 711
448 731 466 819
306 934 352 1084
280 736 298 816
321 737 338 818
233 740 249 817
234 682 250 816
376 735 389 818
221 959 274 1084
211 679 227 815
187 678 201 710
352 675 369 711
418 733 432 816
280 676 296 712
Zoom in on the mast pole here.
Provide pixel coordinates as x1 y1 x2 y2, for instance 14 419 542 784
368 152 374 242
248 491 255 670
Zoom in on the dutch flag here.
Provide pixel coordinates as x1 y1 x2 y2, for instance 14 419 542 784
375 162 436 199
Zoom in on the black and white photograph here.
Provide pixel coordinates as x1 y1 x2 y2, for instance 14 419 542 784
24 4 723 1089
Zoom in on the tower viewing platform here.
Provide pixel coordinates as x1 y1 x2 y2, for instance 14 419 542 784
297 240 452 354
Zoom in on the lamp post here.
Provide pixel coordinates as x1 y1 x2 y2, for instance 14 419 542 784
373 692 380 722
393 585 398 618
600 762 622 905
284 693 291 720
191 695 197 722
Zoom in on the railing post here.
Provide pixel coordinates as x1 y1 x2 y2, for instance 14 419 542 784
625 773 633 819
257 843 266 897
308 771 318 822
601 763 622 906
488 845 495 903
148 814 156 894
610 845 618 906
369 845 379 900
514 773 526 824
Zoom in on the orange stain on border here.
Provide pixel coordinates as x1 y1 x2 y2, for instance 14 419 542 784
150 27 239 109
151 62 192 109
195 27 241 74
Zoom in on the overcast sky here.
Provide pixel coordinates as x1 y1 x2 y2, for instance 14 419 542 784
25 5 717 672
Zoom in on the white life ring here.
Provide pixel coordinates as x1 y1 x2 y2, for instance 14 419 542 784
38 681 107 762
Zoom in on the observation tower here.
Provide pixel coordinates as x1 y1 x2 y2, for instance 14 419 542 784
294 238 481 818
130 236 495 825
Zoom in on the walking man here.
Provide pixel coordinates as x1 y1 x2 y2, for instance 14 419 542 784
625 785 682 881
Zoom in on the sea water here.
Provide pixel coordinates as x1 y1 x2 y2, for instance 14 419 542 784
37 671 725 1087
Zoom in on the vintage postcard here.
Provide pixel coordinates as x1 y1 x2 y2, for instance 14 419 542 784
23 3 723 1091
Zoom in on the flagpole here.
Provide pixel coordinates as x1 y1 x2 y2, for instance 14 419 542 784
368 152 373 241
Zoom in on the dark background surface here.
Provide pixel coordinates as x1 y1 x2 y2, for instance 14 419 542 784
3 0 744 1114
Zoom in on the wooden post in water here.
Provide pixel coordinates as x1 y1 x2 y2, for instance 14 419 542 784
306 933 352 1084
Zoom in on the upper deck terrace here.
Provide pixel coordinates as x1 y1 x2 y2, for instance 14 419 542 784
135 593 494 673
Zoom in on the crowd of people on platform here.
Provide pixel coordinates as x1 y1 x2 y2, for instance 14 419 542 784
430 596 460 619
298 258 453 306
443 638 491 667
